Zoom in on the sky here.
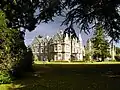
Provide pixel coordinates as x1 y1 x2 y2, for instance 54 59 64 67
24 23 93 46
24 17 120 47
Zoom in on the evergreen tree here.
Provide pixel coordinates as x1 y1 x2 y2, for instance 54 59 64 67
0 0 120 40
0 11 32 83
85 39 94 61
91 25 110 61
115 47 120 61
116 47 120 55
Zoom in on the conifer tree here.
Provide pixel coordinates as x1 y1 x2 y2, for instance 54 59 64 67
91 25 110 61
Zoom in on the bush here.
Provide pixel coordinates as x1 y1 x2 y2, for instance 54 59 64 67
83 54 90 61
115 55 120 61
0 71 13 84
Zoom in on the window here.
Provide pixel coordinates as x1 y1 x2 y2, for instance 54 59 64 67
45 48 48 53
54 45 57 51
41 43 43 46
66 45 70 51
54 55 57 60
41 48 44 53
58 46 61 50
58 53 61 60
59 53 61 57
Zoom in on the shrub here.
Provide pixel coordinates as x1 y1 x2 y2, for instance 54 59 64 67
115 55 120 61
0 71 13 84
0 11 34 79
84 54 90 61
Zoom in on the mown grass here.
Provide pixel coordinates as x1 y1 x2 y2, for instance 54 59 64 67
0 84 11 90
35 61 120 64
1 61 120 90
0 84 21 90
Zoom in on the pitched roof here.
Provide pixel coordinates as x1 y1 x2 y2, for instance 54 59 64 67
52 30 64 41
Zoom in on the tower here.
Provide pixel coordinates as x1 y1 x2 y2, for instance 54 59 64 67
88 39 92 61
78 32 83 60
111 41 115 60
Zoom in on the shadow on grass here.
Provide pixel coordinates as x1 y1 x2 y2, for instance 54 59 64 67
12 64 120 90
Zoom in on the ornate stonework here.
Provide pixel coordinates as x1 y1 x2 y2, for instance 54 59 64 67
31 30 84 61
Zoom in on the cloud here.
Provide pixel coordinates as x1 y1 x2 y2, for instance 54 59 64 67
24 20 66 45
24 16 93 46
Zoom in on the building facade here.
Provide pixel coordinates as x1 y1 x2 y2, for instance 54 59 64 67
31 30 84 61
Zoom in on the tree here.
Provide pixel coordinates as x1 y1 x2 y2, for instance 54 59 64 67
0 0 120 40
116 47 120 55
23 46 34 72
84 39 94 61
115 47 120 61
91 25 110 61
0 11 33 83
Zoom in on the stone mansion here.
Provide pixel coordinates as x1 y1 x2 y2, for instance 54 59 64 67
31 30 85 61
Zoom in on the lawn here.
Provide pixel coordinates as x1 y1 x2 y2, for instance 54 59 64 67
1 62 120 90
35 61 120 64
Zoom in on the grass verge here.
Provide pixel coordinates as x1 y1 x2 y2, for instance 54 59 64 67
35 61 120 64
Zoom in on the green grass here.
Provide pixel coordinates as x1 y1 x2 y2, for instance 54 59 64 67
1 61 120 90
0 84 11 90
35 61 120 64
0 84 21 90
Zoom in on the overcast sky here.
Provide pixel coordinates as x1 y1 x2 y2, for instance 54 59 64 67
24 17 120 47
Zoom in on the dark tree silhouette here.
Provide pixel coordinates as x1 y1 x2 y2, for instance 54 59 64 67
1 0 120 40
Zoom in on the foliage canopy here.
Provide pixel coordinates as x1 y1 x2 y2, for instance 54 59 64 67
0 10 26 72
91 25 110 61
0 0 120 40
116 47 120 55
0 11 34 84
